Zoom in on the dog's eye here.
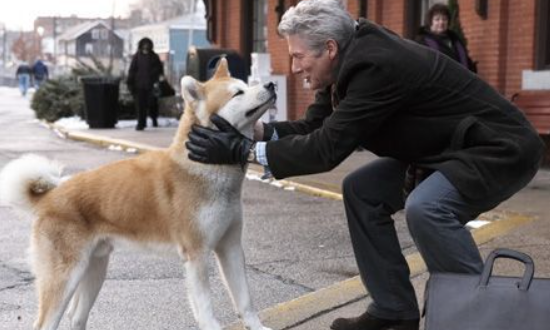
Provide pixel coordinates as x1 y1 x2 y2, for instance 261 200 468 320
233 90 244 98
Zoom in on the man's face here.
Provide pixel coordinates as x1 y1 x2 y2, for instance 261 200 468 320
287 34 337 90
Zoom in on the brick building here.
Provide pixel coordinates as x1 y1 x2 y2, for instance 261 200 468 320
203 0 550 126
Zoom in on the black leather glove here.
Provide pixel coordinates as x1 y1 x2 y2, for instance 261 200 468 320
186 114 254 168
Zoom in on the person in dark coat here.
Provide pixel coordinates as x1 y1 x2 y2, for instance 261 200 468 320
32 59 49 88
185 1 544 329
126 37 164 130
415 3 477 72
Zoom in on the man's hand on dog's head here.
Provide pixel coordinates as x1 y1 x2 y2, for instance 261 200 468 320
186 114 254 168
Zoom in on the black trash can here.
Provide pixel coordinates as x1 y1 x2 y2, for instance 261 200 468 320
186 47 247 82
81 76 120 128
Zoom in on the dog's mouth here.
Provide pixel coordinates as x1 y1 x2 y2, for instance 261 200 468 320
245 94 277 118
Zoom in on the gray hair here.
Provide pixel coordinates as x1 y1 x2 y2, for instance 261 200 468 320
278 0 355 55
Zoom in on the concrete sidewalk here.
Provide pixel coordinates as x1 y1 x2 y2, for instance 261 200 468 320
51 122 550 330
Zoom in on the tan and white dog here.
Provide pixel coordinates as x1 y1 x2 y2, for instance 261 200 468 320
0 58 275 330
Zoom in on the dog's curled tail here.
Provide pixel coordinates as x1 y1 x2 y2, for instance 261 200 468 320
0 154 64 213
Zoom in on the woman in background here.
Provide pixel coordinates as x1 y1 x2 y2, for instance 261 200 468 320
415 3 477 73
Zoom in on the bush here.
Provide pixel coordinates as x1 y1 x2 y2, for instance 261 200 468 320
30 54 182 123
31 76 84 122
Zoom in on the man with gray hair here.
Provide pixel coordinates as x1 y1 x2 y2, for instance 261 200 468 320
186 1 544 329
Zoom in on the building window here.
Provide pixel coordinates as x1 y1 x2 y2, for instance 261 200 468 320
205 0 216 43
536 0 550 70
405 0 424 39
357 0 368 18
68 43 76 56
253 0 268 52
100 29 109 40
91 29 100 40
85 43 93 55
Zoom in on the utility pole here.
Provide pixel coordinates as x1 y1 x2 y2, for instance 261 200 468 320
108 0 116 75
2 26 6 69
53 16 57 65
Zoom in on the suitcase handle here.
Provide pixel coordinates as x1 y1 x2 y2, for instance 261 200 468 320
479 248 535 291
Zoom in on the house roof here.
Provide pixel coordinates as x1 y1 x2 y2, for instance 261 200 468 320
58 21 124 41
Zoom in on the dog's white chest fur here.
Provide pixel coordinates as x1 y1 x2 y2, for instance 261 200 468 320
193 166 245 248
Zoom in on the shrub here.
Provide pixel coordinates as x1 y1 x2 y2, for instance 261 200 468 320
31 76 84 122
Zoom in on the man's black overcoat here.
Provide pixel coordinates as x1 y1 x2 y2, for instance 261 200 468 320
266 19 544 201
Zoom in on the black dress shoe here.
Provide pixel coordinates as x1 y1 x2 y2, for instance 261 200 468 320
135 125 145 131
330 311 419 330
152 118 158 127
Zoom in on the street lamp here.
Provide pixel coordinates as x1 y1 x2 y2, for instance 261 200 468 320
37 26 44 60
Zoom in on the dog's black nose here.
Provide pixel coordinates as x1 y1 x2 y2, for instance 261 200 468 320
264 82 275 92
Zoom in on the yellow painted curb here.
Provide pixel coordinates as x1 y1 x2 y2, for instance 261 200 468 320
46 122 160 153
247 169 343 201
226 211 536 330
66 130 161 153
473 211 534 245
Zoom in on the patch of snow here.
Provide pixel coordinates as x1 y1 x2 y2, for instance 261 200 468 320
54 116 179 130
466 220 491 229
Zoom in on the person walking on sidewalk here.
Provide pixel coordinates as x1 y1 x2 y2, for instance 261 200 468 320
16 62 32 97
126 37 164 131
32 59 49 89
185 1 544 330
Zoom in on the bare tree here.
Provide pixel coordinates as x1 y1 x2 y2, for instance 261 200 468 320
133 0 197 23
12 33 41 62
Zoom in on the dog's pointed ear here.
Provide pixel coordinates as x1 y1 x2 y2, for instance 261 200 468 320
212 57 230 79
180 76 204 103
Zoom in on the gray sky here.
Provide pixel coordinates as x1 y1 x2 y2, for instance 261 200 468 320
0 0 138 31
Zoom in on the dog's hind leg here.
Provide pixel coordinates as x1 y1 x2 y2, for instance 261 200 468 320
184 251 222 330
31 232 91 330
215 223 272 330
67 241 112 330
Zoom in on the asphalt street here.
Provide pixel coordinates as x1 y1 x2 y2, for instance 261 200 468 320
0 87 415 329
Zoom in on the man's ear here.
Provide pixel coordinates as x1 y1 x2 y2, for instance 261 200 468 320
326 39 339 60
180 76 204 103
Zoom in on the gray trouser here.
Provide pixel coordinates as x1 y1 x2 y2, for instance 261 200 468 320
342 158 502 320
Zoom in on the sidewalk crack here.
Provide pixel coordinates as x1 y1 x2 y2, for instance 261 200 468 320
247 264 315 293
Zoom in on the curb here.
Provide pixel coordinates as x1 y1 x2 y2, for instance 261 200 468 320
46 124 537 330
45 122 161 153
247 168 344 201
227 211 535 330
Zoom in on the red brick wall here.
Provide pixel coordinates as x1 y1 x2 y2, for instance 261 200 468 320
503 1 537 96
223 1 243 53
368 0 384 22
381 0 407 34
460 0 537 98
212 0 540 120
